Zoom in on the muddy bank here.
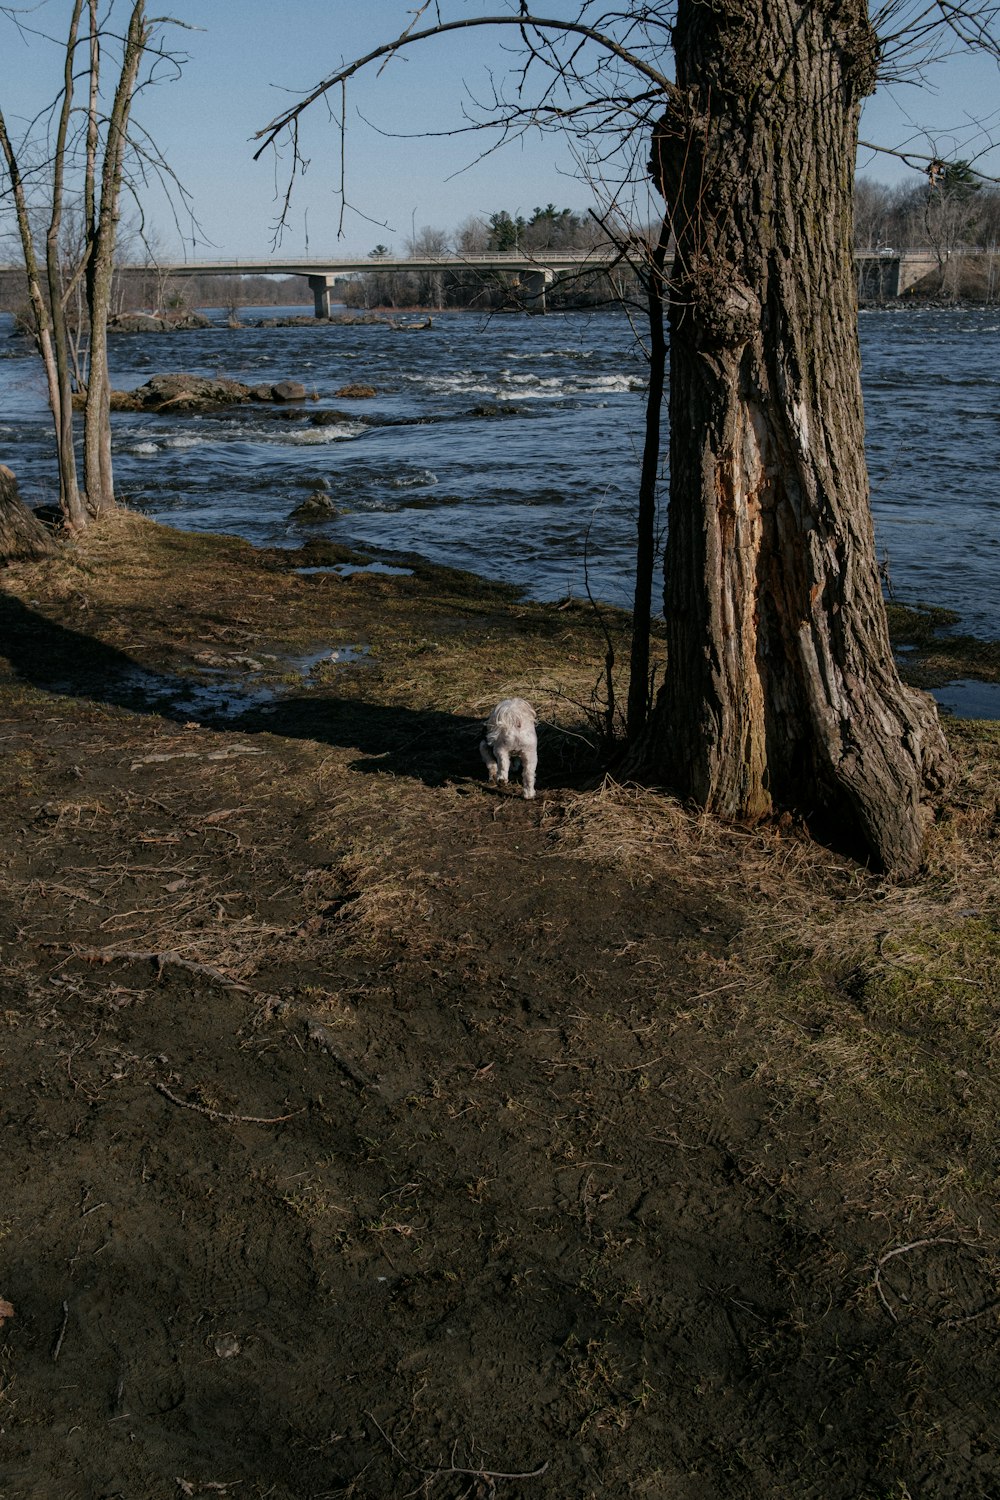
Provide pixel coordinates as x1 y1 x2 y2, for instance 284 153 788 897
1 514 999 1499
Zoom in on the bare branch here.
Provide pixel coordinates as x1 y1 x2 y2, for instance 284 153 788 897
251 11 675 161
859 135 1000 182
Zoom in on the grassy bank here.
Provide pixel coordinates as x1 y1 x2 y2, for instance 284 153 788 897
1 513 998 1499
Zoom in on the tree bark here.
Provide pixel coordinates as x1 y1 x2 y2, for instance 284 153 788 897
644 0 950 876
0 467 55 561
627 226 669 741
0 114 66 508
1 10 88 530
83 0 147 514
46 0 87 531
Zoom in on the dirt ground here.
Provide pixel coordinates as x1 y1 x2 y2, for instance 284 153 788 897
2 514 999 1500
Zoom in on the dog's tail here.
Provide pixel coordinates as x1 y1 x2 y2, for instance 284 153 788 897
491 698 536 735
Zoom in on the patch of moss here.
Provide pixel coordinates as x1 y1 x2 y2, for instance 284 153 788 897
886 601 962 645
856 919 1000 1033
888 601 1000 687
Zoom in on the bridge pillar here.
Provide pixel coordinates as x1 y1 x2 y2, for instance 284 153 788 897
897 250 939 296
523 268 554 313
308 274 335 319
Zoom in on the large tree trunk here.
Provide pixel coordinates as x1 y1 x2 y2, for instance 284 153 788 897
0 467 55 561
644 0 950 876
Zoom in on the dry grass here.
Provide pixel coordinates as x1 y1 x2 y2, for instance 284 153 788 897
7 513 1000 1166
549 724 1000 1230
553 721 999 952
5 513 1000 1497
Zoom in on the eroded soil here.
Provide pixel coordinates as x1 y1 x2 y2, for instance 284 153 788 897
2 515 1000 1500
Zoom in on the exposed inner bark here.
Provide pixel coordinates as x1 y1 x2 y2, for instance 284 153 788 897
644 0 951 876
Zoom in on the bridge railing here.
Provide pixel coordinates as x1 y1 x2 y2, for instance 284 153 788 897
150 250 621 273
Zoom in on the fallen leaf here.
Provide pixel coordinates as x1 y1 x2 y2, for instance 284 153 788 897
0 1297 14 1326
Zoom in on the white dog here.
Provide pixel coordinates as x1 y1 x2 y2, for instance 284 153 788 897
480 698 537 799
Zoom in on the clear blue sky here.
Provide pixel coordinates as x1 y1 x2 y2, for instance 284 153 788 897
2 1 999 260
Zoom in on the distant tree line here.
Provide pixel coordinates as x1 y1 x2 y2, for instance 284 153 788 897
345 180 1000 309
0 269 311 317
0 205 634 319
855 166 1000 300
5 179 1000 327
140 272 313 313
341 206 633 312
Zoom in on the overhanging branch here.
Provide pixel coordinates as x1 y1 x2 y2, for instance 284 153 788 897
251 11 676 161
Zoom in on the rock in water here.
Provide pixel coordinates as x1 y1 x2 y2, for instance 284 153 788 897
290 490 339 522
334 383 378 399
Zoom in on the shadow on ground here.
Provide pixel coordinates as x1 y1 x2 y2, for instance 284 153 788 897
0 592 570 789
237 695 483 785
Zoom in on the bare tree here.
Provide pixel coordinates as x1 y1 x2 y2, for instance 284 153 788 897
854 177 898 250
82 0 150 515
407 224 451 307
0 0 182 523
921 160 984 295
456 215 490 254
0 0 87 527
253 1 1000 875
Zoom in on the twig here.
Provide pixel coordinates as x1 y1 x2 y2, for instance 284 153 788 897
52 1300 70 1361
253 14 675 157
152 1081 305 1126
54 944 260 995
367 1410 549 1485
947 1299 1000 1328
305 1020 375 1089
872 1236 964 1321
175 1482 241 1497
581 504 618 751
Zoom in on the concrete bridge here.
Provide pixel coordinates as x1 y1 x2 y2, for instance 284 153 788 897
155 247 951 312
155 250 620 316
0 247 953 316
855 248 944 300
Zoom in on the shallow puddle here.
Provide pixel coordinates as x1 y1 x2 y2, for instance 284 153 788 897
931 678 1000 720
288 644 370 673
68 641 374 724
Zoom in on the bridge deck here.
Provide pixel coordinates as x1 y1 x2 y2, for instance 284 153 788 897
0 248 948 315
155 251 618 277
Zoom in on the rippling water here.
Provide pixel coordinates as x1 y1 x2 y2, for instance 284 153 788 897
1 303 997 638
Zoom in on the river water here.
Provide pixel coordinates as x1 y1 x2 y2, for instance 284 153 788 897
1 304 997 640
